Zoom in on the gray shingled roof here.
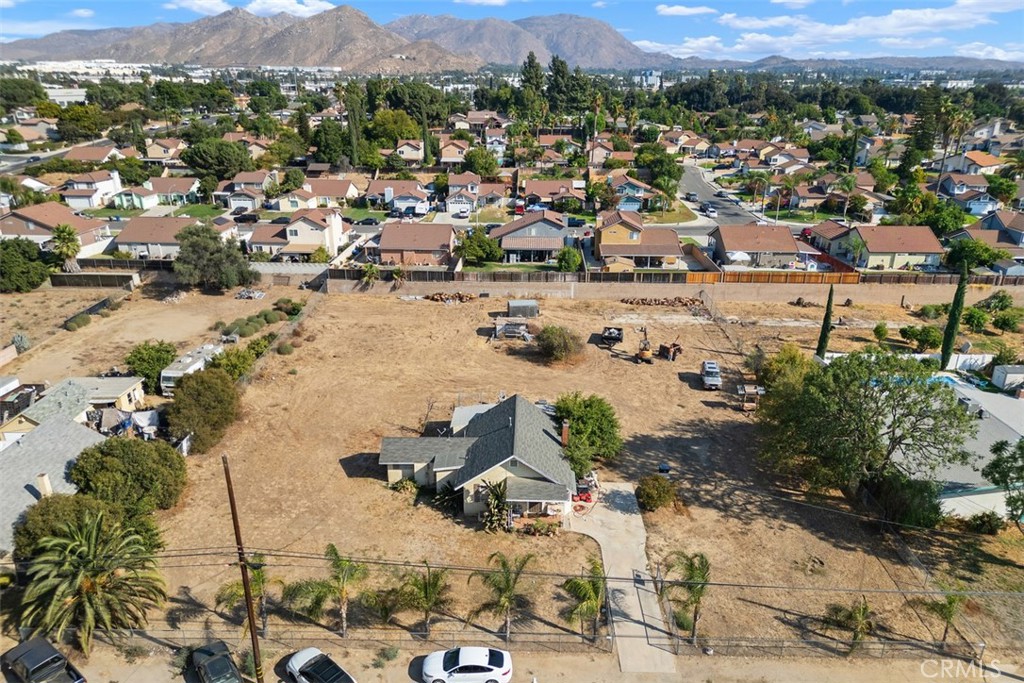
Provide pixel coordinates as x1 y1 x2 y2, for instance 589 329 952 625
454 395 575 491
0 419 105 552
67 376 143 404
379 437 473 466
20 379 90 424
506 478 570 503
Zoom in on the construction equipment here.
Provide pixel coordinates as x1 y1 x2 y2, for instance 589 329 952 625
635 327 654 364
658 336 682 361
600 326 624 348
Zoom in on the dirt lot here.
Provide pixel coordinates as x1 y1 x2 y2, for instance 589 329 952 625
2 283 305 383
148 294 1022 653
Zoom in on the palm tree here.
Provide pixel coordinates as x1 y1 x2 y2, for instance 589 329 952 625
359 586 410 626
20 513 165 656
777 174 799 223
390 265 405 290
652 176 677 217
746 171 771 215
825 595 875 651
1000 149 1024 179
50 224 81 273
468 552 534 642
283 544 368 637
836 174 857 223
402 562 452 636
361 262 380 288
919 593 965 650
561 555 606 639
845 234 867 267
665 551 710 643
215 553 283 638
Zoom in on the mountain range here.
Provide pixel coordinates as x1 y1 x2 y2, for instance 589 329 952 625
2 6 1022 74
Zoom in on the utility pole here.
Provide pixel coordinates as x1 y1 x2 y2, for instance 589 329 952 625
222 455 265 683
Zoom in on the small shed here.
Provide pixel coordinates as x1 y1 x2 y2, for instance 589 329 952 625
507 299 540 318
992 365 1024 390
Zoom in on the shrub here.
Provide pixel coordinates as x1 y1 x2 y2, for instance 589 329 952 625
247 333 277 358
866 472 943 528
918 304 941 320
105 296 124 311
965 511 1004 535
209 346 256 381
246 315 266 329
166 368 240 454
274 298 305 316
872 322 888 343
71 313 91 327
635 475 676 511
980 290 1014 312
64 322 78 332
536 325 584 361
98 309 112 318
212 320 226 331
227 318 248 333
238 324 258 338
13 494 114 560
290 339 304 348
993 310 1022 334
919 357 940 370
125 340 177 394
962 307 990 334
70 437 187 518
277 342 294 355
10 332 30 353
389 478 418 494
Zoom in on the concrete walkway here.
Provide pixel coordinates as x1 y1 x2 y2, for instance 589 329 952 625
570 481 678 675
141 204 177 217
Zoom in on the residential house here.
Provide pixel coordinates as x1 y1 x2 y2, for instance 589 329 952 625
849 225 944 270
807 220 853 257
112 186 159 211
993 259 1024 275
272 188 318 212
708 223 800 268
223 132 273 160
477 183 507 207
393 139 425 165
489 211 572 264
144 138 187 164
678 135 710 156
146 176 201 205
378 395 574 521
66 376 145 411
112 216 208 259
305 162 332 178
854 113 881 133
304 178 358 207
12 117 59 142
0 201 111 256
936 173 1000 215
63 143 129 163
61 170 123 210
609 175 655 212
595 210 682 269
483 128 508 158
587 140 614 166
976 210 1024 252
365 179 429 213
213 171 274 210
448 172 481 195
801 120 844 141
226 188 264 212
440 139 470 167
947 227 1024 263
941 150 1005 175
247 208 348 260
854 137 905 168
521 179 586 208
538 148 567 168
449 110 509 132
376 222 456 266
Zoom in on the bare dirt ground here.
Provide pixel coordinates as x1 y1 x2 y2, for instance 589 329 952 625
148 294 1023 656
0 286 122 357
2 283 306 383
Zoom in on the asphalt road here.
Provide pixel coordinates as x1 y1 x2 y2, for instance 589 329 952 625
678 163 753 226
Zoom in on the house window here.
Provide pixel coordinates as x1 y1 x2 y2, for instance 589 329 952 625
629 231 640 240
288 229 299 237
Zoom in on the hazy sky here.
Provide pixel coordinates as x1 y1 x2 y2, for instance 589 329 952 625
1 0 1022 62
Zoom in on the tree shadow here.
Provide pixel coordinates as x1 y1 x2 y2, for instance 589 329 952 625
165 586 215 630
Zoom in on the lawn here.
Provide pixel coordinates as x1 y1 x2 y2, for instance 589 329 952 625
82 208 144 218
173 204 224 219
461 262 558 272
645 204 697 223
770 209 827 224
470 206 510 224
342 207 388 222
257 211 293 221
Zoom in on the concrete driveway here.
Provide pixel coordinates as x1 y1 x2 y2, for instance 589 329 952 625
570 481 677 675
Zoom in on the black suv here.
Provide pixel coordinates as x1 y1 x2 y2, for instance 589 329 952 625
566 217 586 228
192 641 244 683
2 638 86 683
234 213 260 223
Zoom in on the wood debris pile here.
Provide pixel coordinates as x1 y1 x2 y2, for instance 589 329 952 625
620 296 709 316
425 292 476 303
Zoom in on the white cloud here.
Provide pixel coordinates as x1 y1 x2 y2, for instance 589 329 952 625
453 0 509 5
592 0 607 7
70 8 95 17
634 35 726 57
770 0 814 7
0 0 17 8
955 41 1024 62
655 4 717 17
718 12 800 29
875 36 948 49
244 0 333 16
162 0 231 14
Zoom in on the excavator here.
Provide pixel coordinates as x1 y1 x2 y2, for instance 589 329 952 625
635 327 654 364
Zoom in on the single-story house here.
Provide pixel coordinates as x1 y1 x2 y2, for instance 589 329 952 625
272 188 318 212
0 201 112 257
365 180 429 213
708 223 800 268
304 179 358 207
113 186 160 211
112 216 212 259
376 223 456 266
947 227 1024 262
993 259 1024 275
490 211 572 264
378 394 574 521
146 176 201 205
63 143 129 164
595 210 682 269
66 376 145 410
850 225 944 270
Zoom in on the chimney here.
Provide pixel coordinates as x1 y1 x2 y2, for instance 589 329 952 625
561 420 570 448
36 473 53 497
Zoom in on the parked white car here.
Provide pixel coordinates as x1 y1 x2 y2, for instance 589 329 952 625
286 648 356 683
421 647 512 683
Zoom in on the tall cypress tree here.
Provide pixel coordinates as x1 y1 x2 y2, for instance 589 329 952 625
941 262 968 369
815 285 835 358
422 109 434 167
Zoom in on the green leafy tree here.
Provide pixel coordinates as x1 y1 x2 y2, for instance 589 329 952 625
165 368 240 453
402 562 453 636
281 168 306 193
462 146 498 178
216 553 283 638
284 545 367 637
70 437 186 518
0 238 50 293
815 285 834 358
757 352 977 491
309 246 331 264
468 552 534 642
982 438 1024 536
872 322 889 343
945 239 1009 270
555 246 582 272
368 109 419 147
20 513 165 655
962 307 990 334
993 310 1022 334
561 556 606 639
5 127 25 145
13 495 115 561
983 174 1018 204
941 262 968 369
180 139 255 180
49 224 81 274
825 596 874 651
665 551 711 642
554 392 622 477
900 325 944 352
125 340 177 394
56 104 109 143
454 228 502 265
311 119 345 164
173 224 258 290
208 346 257 381
0 78 46 107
